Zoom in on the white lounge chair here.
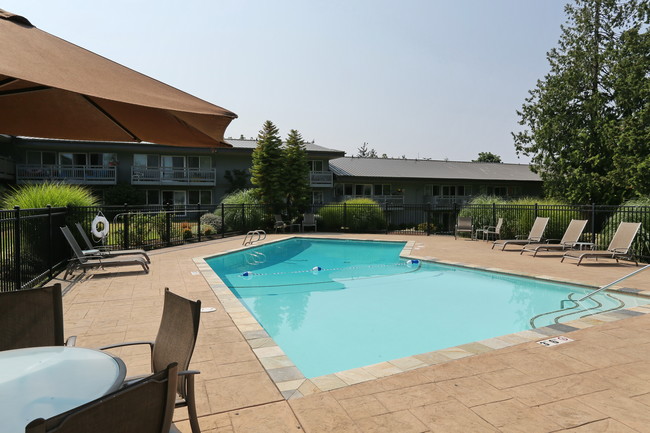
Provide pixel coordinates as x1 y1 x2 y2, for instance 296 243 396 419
521 219 588 257
492 217 549 251
561 222 642 266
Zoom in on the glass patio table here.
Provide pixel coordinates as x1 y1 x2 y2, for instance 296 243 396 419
0 346 126 433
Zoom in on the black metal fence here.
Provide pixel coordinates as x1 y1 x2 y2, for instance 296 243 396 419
1 202 649 291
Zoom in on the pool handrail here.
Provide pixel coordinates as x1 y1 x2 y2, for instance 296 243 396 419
577 263 650 302
243 230 266 246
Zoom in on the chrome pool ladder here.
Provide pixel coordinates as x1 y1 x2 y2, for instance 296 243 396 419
243 230 266 246
530 263 650 328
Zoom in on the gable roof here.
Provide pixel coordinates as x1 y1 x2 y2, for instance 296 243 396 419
329 157 540 182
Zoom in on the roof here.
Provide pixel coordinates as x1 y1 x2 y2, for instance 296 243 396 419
329 157 540 182
224 139 345 155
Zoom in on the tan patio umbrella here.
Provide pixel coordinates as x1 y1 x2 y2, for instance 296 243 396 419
0 9 237 148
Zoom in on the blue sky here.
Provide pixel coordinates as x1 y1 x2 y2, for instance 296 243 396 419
4 1 568 162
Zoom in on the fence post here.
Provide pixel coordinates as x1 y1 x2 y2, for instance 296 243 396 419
47 205 53 279
343 202 347 232
241 203 246 231
427 203 432 236
197 204 202 242
384 202 389 234
591 202 596 244
492 202 496 226
534 202 538 218
123 203 130 249
221 204 225 238
13 206 21 291
165 203 172 247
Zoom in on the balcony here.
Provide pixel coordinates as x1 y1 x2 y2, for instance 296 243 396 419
426 195 472 207
0 156 15 180
310 171 333 187
131 167 216 186
16 164 116 185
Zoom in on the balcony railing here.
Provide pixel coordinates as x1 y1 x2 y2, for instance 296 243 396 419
310 171 333 187
16 164 116 184
0 156 15 180
426 195 472 207
131 167 216 186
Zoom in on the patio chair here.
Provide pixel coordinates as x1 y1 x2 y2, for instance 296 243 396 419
99 288 202 433
492 217 549 251
0 283 76 351
302 213 317 232
60 226 149 279
454 216 473 240
75 222 151 263
26 362 178 433
480 218 503 241
561 222 642 266
274 214 287 233
521 219 588 257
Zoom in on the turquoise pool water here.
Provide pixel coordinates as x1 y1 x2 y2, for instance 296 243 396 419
206 238 650 378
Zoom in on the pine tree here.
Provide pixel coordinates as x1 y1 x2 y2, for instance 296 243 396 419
250 120 284 211
282 129 311 215
513 0 649 204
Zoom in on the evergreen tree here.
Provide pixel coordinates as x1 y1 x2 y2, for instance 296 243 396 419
250 120 284 211
513 0 649 204
357 142 378 158
282 129 311 215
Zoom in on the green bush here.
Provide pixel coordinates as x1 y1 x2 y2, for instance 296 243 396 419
200 212 222 234
318 198 386 232
1 182 98 209
103 183 146 205
219 189 268 232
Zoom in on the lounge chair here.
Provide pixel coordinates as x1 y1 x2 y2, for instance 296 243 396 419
479 218 503 241
274 214 287 233
99 289 202 433
454 216 473 240
302 213 317 232
561 222 642 266
75 222 150 263
61 226 149 279
492 217 549 251
26 363 178 433
521 219 588 257
0 283 75 351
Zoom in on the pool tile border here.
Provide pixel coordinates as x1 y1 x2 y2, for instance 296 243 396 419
193 236 650 400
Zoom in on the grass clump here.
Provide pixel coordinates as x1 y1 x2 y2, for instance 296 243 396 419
318 198 386 232
219 189 268 232
1 182 98 209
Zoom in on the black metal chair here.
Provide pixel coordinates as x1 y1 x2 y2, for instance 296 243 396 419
0 283 75 351
26 363 178 433
100 289 202 433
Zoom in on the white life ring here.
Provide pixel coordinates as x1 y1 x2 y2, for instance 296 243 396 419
91 215 110 239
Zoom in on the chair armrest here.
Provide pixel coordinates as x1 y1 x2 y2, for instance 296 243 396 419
98 340 155 352
178 370 201 376
65 336 77 346
545 239 561 244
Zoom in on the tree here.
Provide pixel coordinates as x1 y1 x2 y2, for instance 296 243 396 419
473 152 502 163
282 129 311 214
224 169 250 193
250 120 284 211
357 142 378 158
513 0 649 204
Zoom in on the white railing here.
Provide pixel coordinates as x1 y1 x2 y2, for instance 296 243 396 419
426 196 472 206
131 167 216 185
310 171 333 187
16 164 116 184
0 156 14 180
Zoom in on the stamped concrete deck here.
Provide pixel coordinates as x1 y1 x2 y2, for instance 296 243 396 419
60 233 650 433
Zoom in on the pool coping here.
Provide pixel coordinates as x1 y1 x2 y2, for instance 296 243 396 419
193 236 650 400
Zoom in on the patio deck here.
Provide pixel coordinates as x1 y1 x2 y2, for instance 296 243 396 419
60 233 650 433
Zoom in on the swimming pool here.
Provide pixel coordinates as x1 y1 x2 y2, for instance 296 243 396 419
205 238 650 378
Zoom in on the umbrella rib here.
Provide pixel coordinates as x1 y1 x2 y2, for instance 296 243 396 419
82 95 140 142
0 77 17 88
0 84 49 96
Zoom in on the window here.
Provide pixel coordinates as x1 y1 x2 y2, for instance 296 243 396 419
355 184 372 196
89 153 117 166
162 190 186 206
312 191 324 205
188 190 212 205
59 153 87 166
374 184 391 196
26 151 56 165
187 156 211 169
344 184 353 195
308 160 324 172
134 154 159 168
146 190 160 205
424 184 440 196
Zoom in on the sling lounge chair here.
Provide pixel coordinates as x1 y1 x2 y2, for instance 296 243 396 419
480 218 503 241
99 289 202 433
302 213 317 232
520 219 588 257
561 222 642 266
75 222 150 263
274 214 287 233
492 217 549 251
61 226 149 279
454 216 473 240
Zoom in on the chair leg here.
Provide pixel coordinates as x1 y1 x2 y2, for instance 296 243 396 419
186 375 201 433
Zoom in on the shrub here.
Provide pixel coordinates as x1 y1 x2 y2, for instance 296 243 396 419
200 212 222 234
598 196 650 258
219 189 268 232
318 198 386 232
1 182 98 209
